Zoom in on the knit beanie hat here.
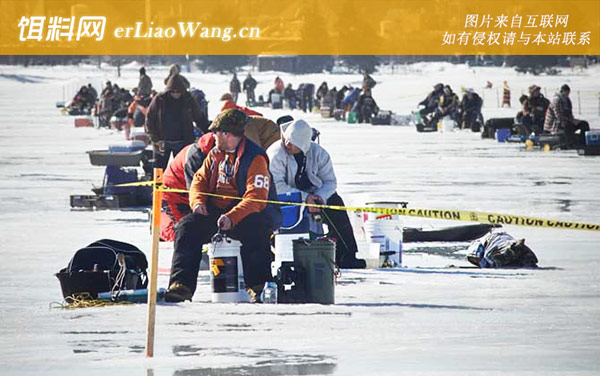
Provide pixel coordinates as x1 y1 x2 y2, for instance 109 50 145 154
166 74 187 92
209 108 248 136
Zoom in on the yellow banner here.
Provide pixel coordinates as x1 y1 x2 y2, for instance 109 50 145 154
0 0 598 55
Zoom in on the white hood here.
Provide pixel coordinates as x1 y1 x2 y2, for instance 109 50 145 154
281 119 312 154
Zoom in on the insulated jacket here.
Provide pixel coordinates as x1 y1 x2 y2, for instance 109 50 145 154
145 75 209 143
164 133 215 194
189 138 281 228
243 75 257 91
244 116 281 150
544 94 574 134
230 76 241 94
523 94 550 124
161 133 215 241
138 74 153 98
267 119 337 202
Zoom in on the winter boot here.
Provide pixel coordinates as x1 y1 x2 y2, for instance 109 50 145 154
165 282 193 303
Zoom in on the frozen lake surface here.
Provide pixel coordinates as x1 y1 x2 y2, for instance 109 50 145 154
0 63 599 375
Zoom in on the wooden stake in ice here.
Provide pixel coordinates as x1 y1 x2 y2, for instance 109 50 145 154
146 168 163 357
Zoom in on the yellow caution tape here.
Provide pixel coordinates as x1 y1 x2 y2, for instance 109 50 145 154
116 181 600 231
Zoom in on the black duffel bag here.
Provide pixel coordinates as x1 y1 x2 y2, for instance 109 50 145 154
55 239 148 299
482 117 514 139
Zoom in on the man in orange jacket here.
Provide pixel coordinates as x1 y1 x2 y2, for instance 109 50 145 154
165 109 281 303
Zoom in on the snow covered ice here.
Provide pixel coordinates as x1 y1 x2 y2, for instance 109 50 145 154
0 62 599 375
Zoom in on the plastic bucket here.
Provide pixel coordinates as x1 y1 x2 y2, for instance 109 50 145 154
272 233 309 277
292 239 336 304
347 111 357 124
440 117 454 133
364 220 402 267
365 201 403 221
207 239 249 303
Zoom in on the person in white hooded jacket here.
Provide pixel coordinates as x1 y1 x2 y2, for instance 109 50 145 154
267 119 366 269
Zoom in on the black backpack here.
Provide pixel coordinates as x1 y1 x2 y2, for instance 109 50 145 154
56 239 148 299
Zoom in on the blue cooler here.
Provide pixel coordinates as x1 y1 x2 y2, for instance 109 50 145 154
585 130 600 146
495 128 511 143
277 192 310 234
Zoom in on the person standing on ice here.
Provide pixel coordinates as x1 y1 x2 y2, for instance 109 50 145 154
362 71 376 91
164 64 190 90
137 67 153 98
229 72 241 104
243 72 257 105
267 119 366 269
145 74 208 169
165 109 281 303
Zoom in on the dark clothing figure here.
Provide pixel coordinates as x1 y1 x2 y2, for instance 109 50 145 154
298 83 315 113
459 91 483 129
164 64 190 90
87 84 98 104
544 85 590 147
521 86 550 134
243 74 257 105
98 81 116 124
429 86 459 127
283 84 297 109
137 67 153 98
145 75 209 169
316 82 328 104
119 88 133 107
355 90 379 123
321 88 337 116
71 86 93 113
362 72 376 90
230 73 241 103
336 86 349 110
418 83 444 119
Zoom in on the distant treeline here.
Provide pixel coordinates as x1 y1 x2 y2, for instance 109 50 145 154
0 55 596 74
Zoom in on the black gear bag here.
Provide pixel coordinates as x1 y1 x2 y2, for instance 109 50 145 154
55 239 148 299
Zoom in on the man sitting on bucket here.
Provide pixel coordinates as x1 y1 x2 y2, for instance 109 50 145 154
267 119 366 269
165 109 280 303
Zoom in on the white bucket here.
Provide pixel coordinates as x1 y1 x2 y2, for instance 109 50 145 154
356 242 381 269
207 239 249 303
440 117 454 133
365 201 402 221
272 233 309 276
364 220 403 267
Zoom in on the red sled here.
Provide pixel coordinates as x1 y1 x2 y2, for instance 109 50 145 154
74 117 94 128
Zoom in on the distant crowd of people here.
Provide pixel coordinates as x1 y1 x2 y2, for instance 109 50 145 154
225 71 381 124
416 80 589 147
